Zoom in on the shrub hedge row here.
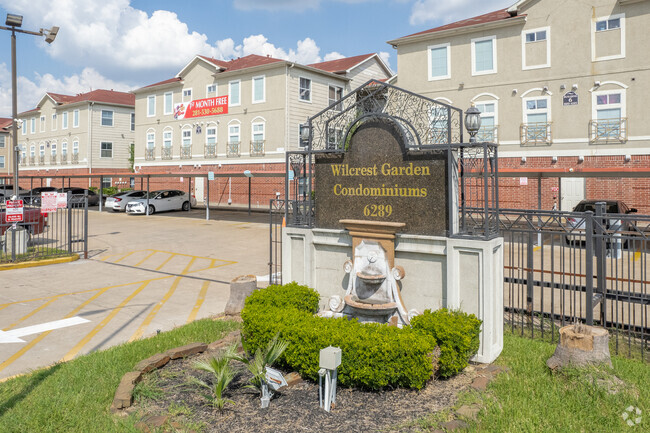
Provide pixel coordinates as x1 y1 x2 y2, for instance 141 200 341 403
241 282 481 389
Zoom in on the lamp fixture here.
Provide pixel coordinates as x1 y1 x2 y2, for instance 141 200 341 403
551 156 557 163
464 104 482 143
43 26 58 44
578 155 584 163
5 14 23 27
521 156 526 163
625 154 631 162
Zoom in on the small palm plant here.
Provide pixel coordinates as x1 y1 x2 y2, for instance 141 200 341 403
228 333 289 406
192 353 236 411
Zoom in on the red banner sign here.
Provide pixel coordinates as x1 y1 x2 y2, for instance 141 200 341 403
174 96 228 120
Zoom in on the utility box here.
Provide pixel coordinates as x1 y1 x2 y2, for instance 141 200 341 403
319 346 342 370
2 227 28 255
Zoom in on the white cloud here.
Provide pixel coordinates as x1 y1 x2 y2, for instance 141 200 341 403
0 63 132 114
409 0 507 25
378 51 391 70
214 35 343 65
324 52 345 62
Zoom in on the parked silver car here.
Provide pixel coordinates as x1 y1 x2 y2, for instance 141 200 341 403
125 190 196 215
106 190 147 212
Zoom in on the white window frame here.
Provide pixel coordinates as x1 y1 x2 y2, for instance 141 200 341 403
40 115 45 132
62 112 68 129
22 120 26 135
591 13 625 62
164 92 173 115
39 143 45 157
73 109 80 128
146 130 155 149
522 26 551 70
228 121 241 144
130 112 135 131
182 128 192 147
100 141 113 158
328 84 343 110
51 113 57 131
101 110 114 127
61 141 68 157
473 95 499 142
251 119 265 142
0 135 4 148
31 117 36 133
299 77 312 102
0 155 4 169
30 144 35 157
182 88 192 103
205 124 217 146
229 80 241 107
206 83 217 97
72 140 79 156
591 88 626 120
50 142 57 157
163 128 172 149
427 42 451 81
147 95 156 117
471 35 497 76
252 75 266 104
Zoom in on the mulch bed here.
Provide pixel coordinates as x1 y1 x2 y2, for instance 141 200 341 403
133 351 475 433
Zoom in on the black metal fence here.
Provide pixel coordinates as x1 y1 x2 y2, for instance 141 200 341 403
269 199 284 285
0 192 88 263
466 204 649 361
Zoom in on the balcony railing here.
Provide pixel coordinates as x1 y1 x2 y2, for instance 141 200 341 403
589 118 627 144
250 140 265 157
29 156 35 166
39 155 45 165
520 122 552 146
476 126 499 143
161 146 172 160
227 141 241 157
50 154 57 165
180 145 192 159
72 153 79 164
205 143 217 158
145 148 155 161
61 153 67 165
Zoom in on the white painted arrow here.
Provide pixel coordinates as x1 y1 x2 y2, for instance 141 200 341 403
0 316 90 343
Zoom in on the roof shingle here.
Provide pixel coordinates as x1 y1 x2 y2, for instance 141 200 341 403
309 53 375 74
398 9 519 39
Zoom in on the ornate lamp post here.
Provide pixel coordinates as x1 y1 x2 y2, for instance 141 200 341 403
0 13 58 197
464 104 482 143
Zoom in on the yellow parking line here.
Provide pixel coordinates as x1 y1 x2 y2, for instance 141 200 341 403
2 297 62 331
61 280 152 362
634 251 642 261
134 250 157 267
0 284 113 374
114 251 137 264
100 254 117 262
155 253 177 271
187 281 210 324
533 246 541 252
129 258 197 342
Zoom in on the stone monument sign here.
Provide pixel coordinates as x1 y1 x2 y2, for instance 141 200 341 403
314 119 448 236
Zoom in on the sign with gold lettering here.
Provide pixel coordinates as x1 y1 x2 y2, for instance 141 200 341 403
314 119 447 236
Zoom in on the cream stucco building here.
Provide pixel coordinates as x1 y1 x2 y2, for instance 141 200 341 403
389 0 650 211
17 90 135 185
132 53 392 205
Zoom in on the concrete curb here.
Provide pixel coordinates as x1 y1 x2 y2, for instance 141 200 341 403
0 254 79 271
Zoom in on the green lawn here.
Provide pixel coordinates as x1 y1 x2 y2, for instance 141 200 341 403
0 319 239 433
0 321 647 433
464 332 649 433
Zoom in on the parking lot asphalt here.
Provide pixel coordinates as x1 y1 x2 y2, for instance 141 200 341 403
0 208 271 380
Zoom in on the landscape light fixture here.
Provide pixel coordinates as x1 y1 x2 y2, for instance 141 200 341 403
464 104 482 143
1 13 59 197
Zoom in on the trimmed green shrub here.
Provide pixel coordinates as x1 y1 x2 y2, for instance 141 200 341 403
241 283 436 390
411 308 482 378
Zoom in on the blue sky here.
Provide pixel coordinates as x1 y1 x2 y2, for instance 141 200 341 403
0 0 507 114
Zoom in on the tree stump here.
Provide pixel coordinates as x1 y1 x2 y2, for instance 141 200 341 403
547 324 612 370
224 275 258 315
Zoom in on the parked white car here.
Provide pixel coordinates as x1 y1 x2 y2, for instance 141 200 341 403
125 190 196 215
106 190 147 212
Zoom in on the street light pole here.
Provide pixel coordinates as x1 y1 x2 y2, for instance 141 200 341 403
11 27 18 197
1 14 59 197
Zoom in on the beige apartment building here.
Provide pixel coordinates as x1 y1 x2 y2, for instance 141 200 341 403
133 53 392 205
0 118 12 178
389 0 650 212
17 90 135 187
